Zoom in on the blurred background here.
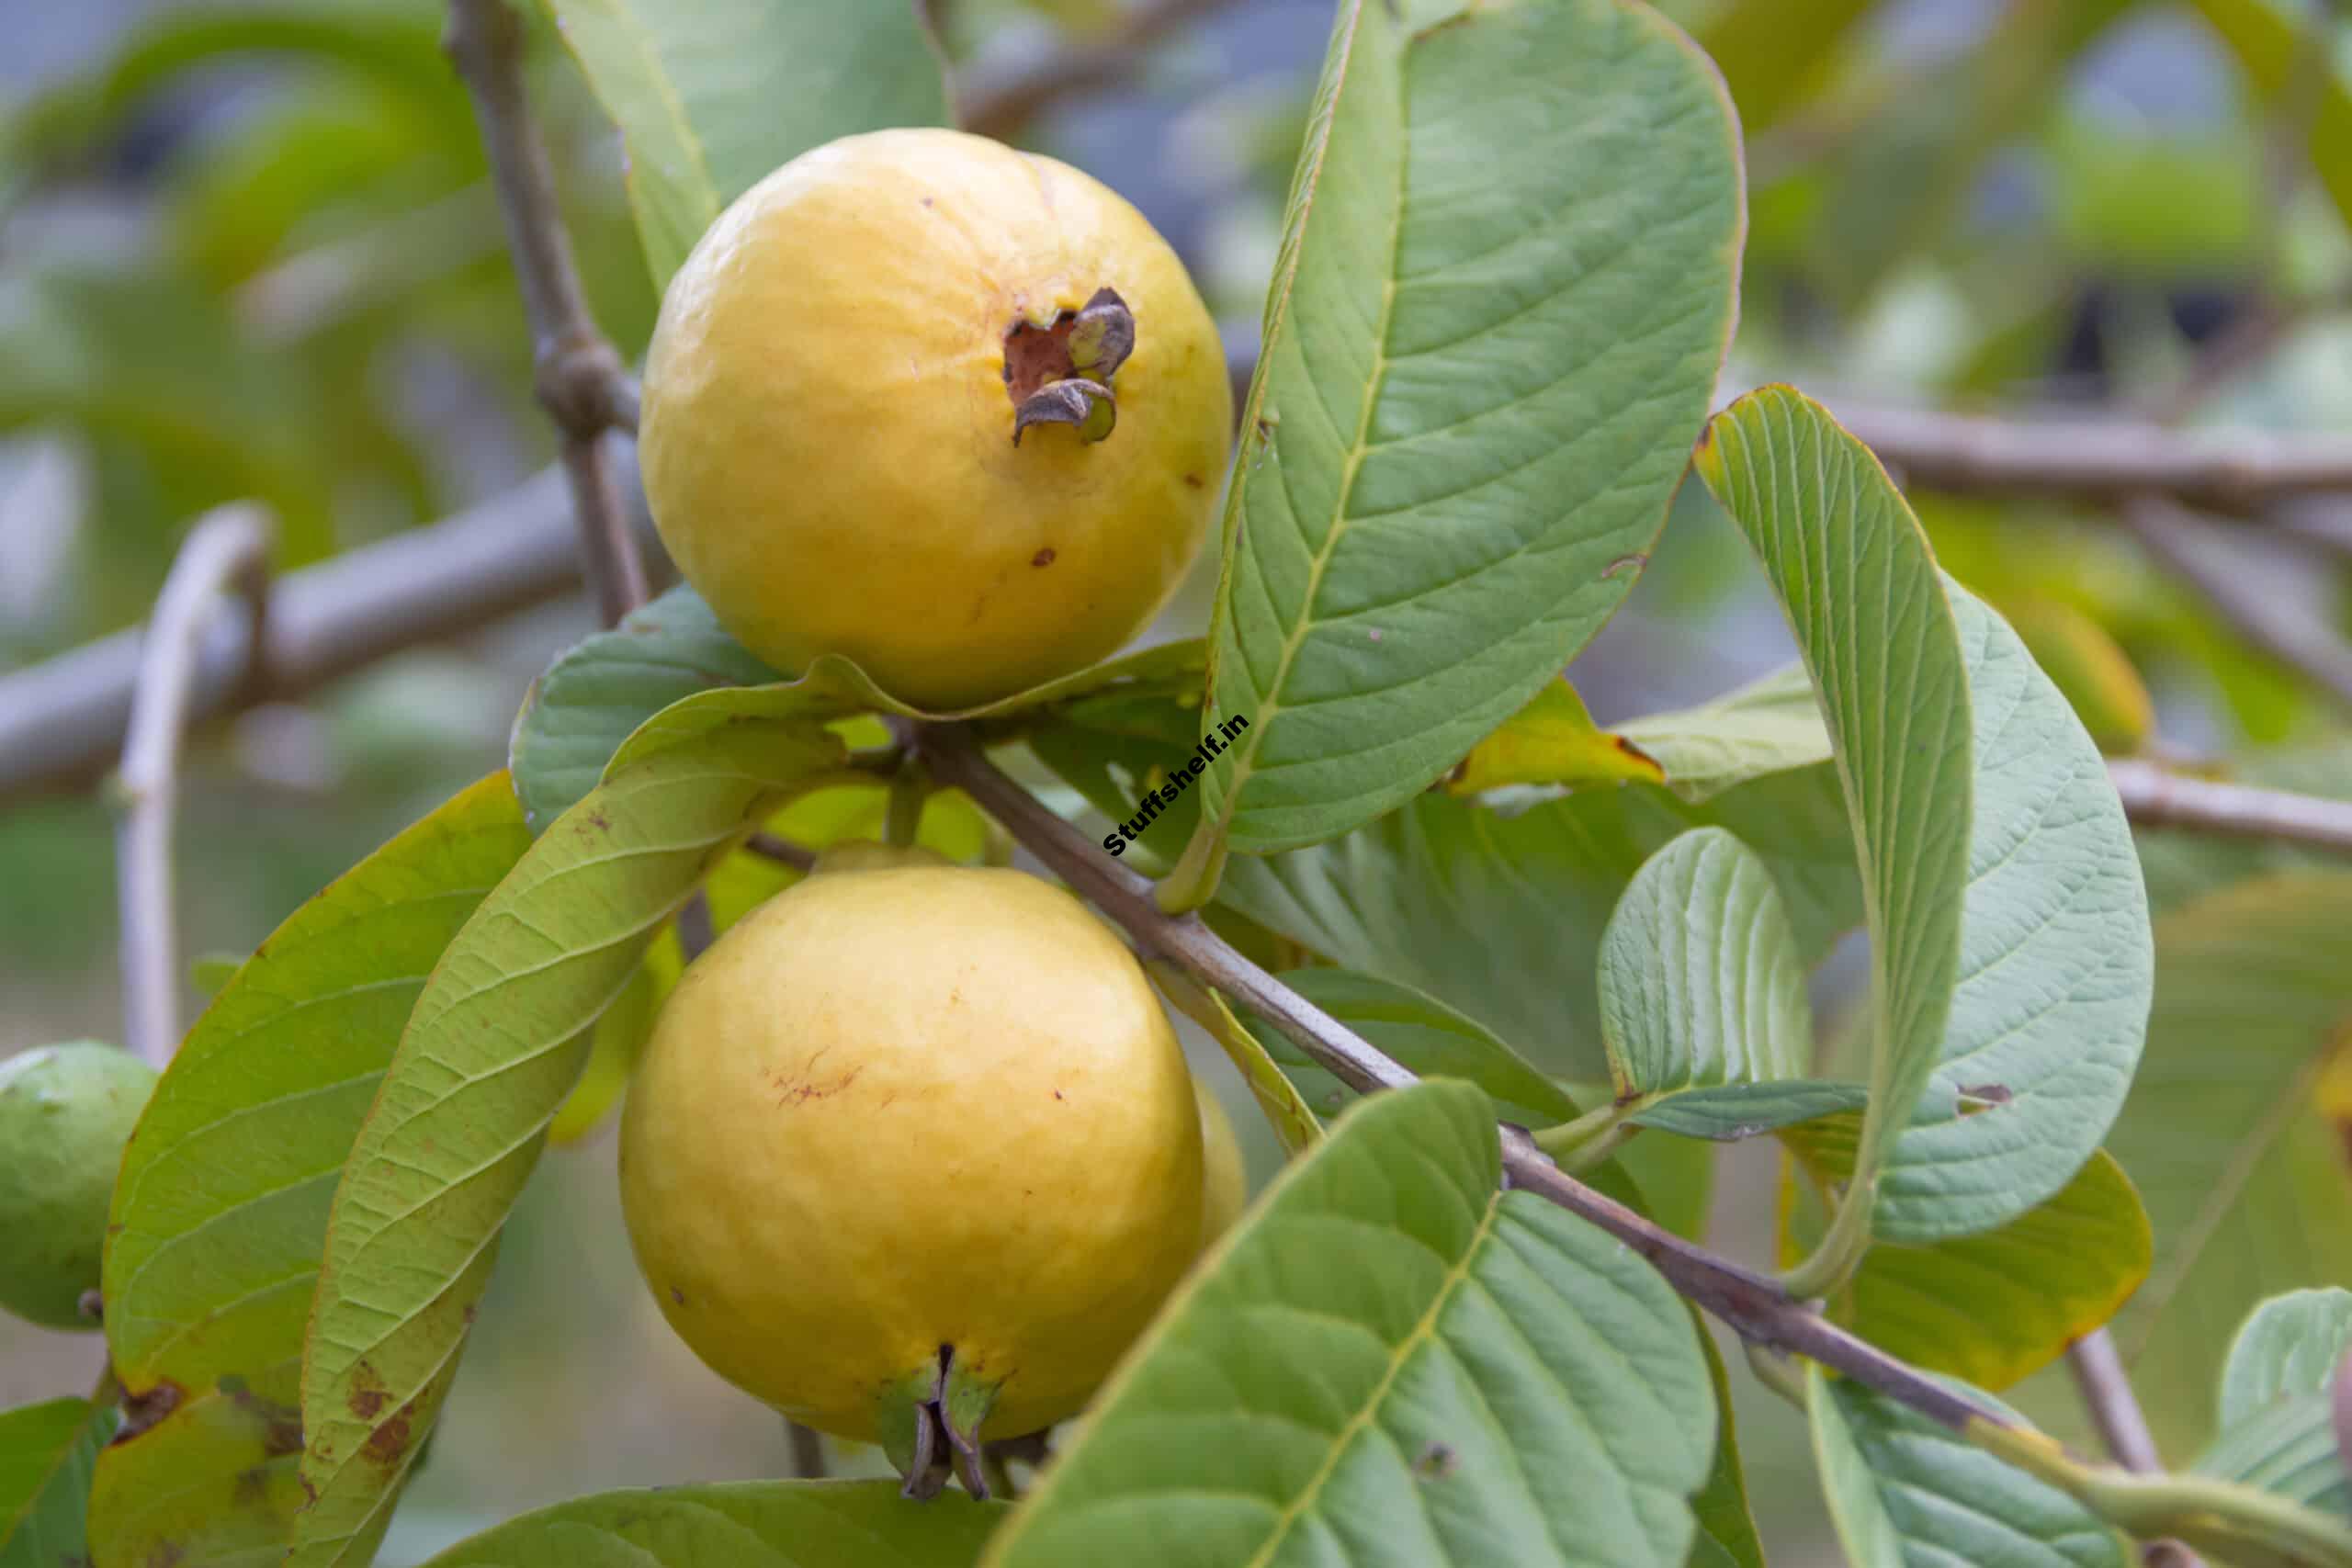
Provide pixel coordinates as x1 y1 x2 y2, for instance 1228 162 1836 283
3 0 2348 1560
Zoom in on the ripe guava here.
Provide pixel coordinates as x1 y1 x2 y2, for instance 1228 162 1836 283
0 1042 157 1330
619 853 1204 1493
639 127 1233 711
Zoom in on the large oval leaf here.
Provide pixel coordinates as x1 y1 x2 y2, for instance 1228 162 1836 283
292 716 850 1568
0 1397 115 1568
92 774 530 1568
1871 583 2153 1241
1217 768 1861 1081
1806 1366 2129 1568
543 0 949 288
419 1480 1003 1568
982 1079 1719 1567
1695 386 1973 1270
1193 0 1742 853
2106 872 2352 1452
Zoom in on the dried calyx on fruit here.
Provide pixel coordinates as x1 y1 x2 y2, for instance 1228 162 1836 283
1005 286 1136 446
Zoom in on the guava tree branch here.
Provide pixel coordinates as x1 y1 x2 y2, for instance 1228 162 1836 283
0 448 648 801
2109 759 2352 856
1829 400 2352 513
2121 495 2352 716
959 0 1240 140
446 0 647 624
116 505 274 1067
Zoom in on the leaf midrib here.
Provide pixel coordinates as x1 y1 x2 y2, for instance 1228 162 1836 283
1239 1183 1504 1568
1214 7 1408 830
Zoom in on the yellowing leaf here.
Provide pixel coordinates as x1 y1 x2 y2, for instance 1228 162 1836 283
1444 676 1664 795
1781 1112 2153 1390
2000 596 2154 753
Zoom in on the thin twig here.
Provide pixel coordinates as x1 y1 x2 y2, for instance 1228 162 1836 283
2068 1330 2202 1568
1827 400 2352 513
446 0 647 625
912 725 1997 1434
2122 495 2352 715
0 444 650 803
744 832 819 873
2110 759 2352 855
115 505 274 1066
958 0 1240 139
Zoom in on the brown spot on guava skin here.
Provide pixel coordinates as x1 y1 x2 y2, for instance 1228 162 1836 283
1031 547 1056 568
233 1465 271 1507
1183 472 1204 489
670 1286 686 1306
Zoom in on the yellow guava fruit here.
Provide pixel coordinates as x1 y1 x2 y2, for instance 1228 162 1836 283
618 854 1204 1486
0 1042 157 1330
638 127 1233 711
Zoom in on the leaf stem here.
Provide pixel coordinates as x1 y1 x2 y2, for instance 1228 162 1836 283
1154 816 1228 914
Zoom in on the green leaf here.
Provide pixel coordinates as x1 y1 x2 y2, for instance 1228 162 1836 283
1194 0 1742 853
1600 826 1812 1099
2106 872 2352 1452
1441 677 1667 796
539 0 949 288
94 773 529 1568
511 581 1208 830
545 955 659 1145
2198 1393 2351 1523
1244 967 1578 1130
1693 386 1973 1264
1783 1114 2153 1392
1873 583 2153 1242
511 581 782 831
1143 963 1322 1156
0 1398 116 1568
1805 1366 2130 1568
981 1080 1721 1568
1688 1334 1767 1568
1626 1079 1867 1141
2223 1290 2352 1427
418 1480 1004 1568
1218 769 1862 1080
187 951 243 1000
2189 0 2352 235
1616 662 1835 803
293 717 850 1568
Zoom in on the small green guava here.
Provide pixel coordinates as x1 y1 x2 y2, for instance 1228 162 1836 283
0 1042 158 1330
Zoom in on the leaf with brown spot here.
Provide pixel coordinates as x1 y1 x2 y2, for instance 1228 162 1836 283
295 716 850 1568
93 776 531 1568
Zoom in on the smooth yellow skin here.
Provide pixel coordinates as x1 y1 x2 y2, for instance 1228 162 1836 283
619 863 1204 1441
639 128 1233 710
